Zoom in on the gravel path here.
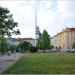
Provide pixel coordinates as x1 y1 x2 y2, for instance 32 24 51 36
0 53 23 73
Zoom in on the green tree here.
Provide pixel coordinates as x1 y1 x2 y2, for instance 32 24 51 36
0 37 10 53
42 30 51 52
72 42 75 49
17 41 32 53
0 6 20 54
37 29 51 52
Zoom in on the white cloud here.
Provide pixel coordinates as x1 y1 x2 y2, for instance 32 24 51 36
0 0 75 38
0 1 35 38
43 1 52 9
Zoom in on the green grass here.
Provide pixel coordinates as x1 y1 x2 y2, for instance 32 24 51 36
3 53 75 74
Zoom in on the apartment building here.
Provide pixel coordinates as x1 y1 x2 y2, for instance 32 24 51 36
51 28 75 51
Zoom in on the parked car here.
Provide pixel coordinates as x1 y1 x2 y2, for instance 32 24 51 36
67 48 75 53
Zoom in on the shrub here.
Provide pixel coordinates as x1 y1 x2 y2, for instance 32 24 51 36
17 41 33 53
29 47 38 53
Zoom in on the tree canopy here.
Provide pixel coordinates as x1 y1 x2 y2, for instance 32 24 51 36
37 29 51 51
0 6 20 54
42 30 51 50
17 41 33 53
0 6 20 36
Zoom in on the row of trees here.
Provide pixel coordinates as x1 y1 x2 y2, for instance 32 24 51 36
0 39 37 53
17 30 53 53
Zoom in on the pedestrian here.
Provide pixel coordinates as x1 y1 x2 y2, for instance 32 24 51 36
8 50 11 56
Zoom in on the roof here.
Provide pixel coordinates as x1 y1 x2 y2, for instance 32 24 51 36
12 38 35 41
68 28 75 31
51 27 75 39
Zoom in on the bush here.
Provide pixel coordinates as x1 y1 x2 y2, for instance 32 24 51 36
29 47 38 53
17 41 33 53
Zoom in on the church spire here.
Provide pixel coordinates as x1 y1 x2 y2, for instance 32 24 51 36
35 7 40 46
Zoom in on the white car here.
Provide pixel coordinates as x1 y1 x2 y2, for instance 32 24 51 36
67 48 75 52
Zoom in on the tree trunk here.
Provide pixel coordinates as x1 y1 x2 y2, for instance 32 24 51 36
1 34 4 55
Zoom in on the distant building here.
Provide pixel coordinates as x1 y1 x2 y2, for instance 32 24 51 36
51 27 75 51
7 38 36 47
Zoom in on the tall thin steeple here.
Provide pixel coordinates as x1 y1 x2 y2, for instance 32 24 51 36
35 7 40 46
35 8 37 29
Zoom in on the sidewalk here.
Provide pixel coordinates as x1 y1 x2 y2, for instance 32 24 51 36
0 53 23 73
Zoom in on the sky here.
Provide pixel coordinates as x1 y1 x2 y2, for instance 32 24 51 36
0 0 75 38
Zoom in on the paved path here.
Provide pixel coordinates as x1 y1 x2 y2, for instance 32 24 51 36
0 53 23 73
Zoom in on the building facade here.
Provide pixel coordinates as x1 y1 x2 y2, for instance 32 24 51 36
51 28 75 51
7 38 36 47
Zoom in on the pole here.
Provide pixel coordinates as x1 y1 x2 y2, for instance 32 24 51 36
35 7 38 46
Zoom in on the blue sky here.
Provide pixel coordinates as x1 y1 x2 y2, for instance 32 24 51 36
0 0 75 38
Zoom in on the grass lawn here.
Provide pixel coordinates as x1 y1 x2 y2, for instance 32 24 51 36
3 52 75 74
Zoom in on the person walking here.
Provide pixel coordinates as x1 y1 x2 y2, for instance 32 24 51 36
8 50 11 56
